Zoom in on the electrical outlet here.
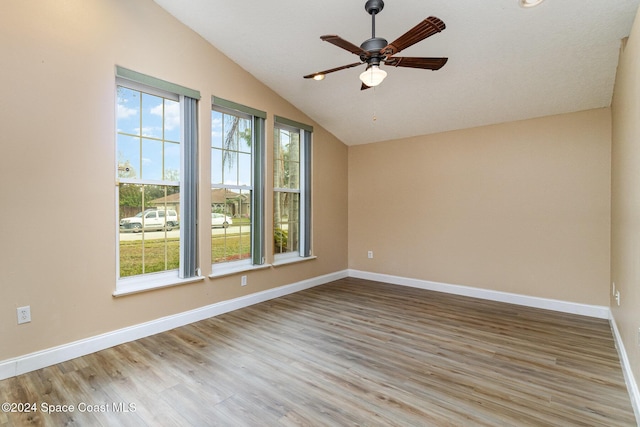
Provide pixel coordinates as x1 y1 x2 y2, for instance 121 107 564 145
367 250 374 259
241 275 247 286
615 290 621 306
612 282 616 296
17 306 31 324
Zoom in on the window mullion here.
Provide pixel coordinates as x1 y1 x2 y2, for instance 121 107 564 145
118 178 179 186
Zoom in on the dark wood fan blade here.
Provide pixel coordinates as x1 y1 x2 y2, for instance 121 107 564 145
321 35 369 57
360 83 371 91
303 62 363 79
382 16 446 56
384 56 448 70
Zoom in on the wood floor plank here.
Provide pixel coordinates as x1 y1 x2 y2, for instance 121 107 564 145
0 277 635 426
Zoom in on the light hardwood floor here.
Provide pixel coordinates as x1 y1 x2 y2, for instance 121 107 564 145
0 277 636 426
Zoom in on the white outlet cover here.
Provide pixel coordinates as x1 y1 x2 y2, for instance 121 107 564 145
17 306 31 324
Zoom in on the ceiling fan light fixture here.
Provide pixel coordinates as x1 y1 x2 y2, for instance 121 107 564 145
359 65 387 87
303 1 448 90
519 0 545 8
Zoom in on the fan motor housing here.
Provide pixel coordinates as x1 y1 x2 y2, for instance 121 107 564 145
360 37 388 53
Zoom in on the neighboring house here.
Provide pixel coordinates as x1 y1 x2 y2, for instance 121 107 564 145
210 188 250 218
149 188 250 218
148 192 181 216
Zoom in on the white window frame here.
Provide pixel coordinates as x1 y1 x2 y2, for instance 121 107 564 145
114 67 202 296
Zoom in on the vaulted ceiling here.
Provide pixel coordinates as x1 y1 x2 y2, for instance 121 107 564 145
154 0 639 145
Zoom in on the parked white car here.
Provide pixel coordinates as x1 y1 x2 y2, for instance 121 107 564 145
212 213 233 228
120 209 179 232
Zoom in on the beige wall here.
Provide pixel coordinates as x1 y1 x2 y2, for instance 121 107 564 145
611 6 640 394
349 109 611 305
0 0 348 361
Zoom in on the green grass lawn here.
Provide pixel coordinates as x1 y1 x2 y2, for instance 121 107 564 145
211 233 251 263
119 232 251 277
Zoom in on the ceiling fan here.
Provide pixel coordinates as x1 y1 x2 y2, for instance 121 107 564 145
303 0 448 90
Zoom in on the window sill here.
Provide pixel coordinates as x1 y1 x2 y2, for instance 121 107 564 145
209 260 271 279
272 255 317 267
113 272 205 297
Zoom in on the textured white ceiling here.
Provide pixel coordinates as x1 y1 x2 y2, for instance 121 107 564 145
154 0 639 145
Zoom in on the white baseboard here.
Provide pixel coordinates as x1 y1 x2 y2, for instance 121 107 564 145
0 269 349 381
609 313 640 423
348 269 610 319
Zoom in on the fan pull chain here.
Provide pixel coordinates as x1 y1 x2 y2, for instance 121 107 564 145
372 87 377 122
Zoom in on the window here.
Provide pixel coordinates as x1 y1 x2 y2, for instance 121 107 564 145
274 116 312 260
115 67 200 294
211 97 265 273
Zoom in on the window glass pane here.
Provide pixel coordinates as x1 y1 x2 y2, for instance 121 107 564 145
164 141 180 181
118 183 145 277
237 117 251 153
117 87 140 136
141 138 163 181
237 189 252 261
238 152 252 186
274 192 299 254
211 189 252 264
211 149 223 185
223 152 239 186
274 130 284 162
164 99 181 142
141 93 163 138
119 183 143 223
287 160 300 189
211 111 223 148
117 134 140 179
274 159 286 189
289 132 300 162
274 126 281 158
288 132 300 189
223 115 238 151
